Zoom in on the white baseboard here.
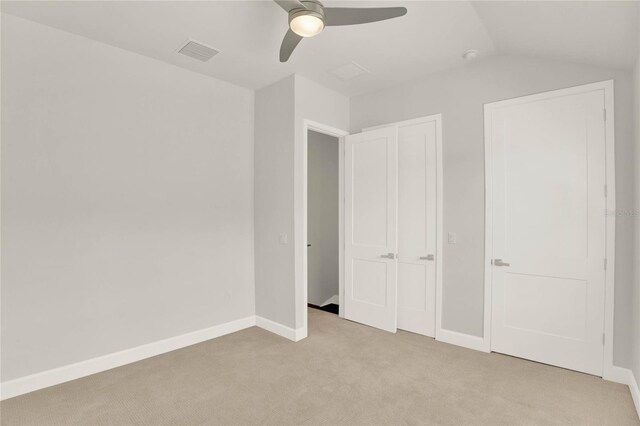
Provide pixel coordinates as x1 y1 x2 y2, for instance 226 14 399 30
321 295 339 307
0 315 256 401
630 371 640 420
436 328 489 353
604 365 632 384
604 366 640 419
256 316 307 342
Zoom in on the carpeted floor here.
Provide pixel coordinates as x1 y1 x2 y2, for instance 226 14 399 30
2 308 639 425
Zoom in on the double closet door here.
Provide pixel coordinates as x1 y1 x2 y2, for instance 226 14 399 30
344 117 440 336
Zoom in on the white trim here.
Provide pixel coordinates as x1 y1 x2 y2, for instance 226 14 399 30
604 367 640 420
256 316 307 342
483 80 617 372
482 95 495 353
607 365 635 385
321 295 340 306
601 80 617 381
338 136 345 318
437 329 488 353
0 316 256 401
433 115 445 344
631 372 640 420
300 120 350 336
362 114 442 132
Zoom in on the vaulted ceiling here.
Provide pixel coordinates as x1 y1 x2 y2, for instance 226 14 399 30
2 1 638 97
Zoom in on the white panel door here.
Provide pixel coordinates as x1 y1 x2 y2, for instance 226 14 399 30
488 88 606 375
397 121 437 336
344 127 398 332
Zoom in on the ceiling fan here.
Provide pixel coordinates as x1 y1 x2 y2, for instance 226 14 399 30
274 0 407 62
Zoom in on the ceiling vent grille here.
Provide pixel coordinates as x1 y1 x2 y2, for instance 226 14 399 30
177 40 219 62
329 62 370 81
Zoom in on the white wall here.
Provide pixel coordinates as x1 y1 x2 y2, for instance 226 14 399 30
1 14 255 382
4 9 637 387
350 55 636 368
254 74 348 330
307 131 339 306
254 76 296 328
294 75 349 328
633 22 640 388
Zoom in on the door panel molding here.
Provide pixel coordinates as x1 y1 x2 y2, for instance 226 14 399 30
364 114 443 338
483 80 616 378
344 126 399 332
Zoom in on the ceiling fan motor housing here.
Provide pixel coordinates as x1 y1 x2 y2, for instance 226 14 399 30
288 0 325 26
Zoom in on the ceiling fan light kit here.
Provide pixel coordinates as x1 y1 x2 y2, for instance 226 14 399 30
290 12 325 37
288 1 325 37
274 0 407 62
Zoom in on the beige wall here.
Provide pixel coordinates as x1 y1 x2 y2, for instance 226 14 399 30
350 55 636 368
1 15 256 381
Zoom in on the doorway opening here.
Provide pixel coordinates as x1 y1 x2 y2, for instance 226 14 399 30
299 120 349 336
307 130 340 316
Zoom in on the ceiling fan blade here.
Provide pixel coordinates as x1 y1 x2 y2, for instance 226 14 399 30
280 29 303 62
324 7 407 26
274 0 307 12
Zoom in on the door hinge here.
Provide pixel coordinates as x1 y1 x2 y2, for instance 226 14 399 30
603 109 607 121
604 258 607 270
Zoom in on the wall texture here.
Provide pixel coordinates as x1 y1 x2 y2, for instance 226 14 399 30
633 24 640 389
307 131 339 307
254 76 297 328
294 75 350 328
350 55 636 368
3 10 637 387
1 14 255 381
254 75 348 330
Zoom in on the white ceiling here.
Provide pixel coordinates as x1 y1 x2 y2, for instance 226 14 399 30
2 1 638 97
471 1 639 71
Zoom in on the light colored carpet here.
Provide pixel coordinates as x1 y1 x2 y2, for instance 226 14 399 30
2 308 638 425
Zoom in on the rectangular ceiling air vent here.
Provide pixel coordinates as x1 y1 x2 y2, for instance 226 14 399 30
329 62 370 81
177 40 220 62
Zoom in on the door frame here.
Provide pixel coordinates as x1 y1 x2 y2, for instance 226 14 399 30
300 120 349 337
483 80 616 378
363 114 444 337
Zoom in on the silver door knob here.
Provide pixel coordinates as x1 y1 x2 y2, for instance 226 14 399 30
492 258 510 267
380 253 396 259
420 254 435 261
